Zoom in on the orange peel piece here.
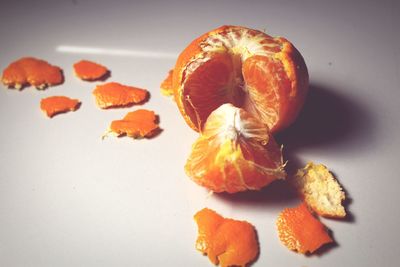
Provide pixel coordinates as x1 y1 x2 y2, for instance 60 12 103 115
92 82 149 109
73 60 109 81
2 57 63 90
276 203 333 254
104 109 160 139
292 162 346 218
40 96 80 118
160 69 174 96
194 208 259 267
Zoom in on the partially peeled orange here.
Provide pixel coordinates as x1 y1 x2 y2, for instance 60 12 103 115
173 25 308 133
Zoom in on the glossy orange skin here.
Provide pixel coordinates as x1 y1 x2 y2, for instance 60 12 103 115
173 25 309 133
276 203 333 254
92 82 148 109
194 208 259 267
40 96 80 118
2 57 63 89
109 109 159 138
73 60 109 81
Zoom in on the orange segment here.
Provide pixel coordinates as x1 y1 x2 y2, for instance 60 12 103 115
173 25 308 133
185 103 285 193
194 208 259 267
105 109 160 139
276 203 333 254
40 96 80 118
160 69 174 96
2 57 63 90
73 60 109 81
92 82 149 109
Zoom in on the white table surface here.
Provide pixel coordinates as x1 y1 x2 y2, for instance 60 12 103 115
1 0 399 266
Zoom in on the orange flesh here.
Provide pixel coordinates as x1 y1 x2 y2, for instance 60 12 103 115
185 104 285 193
40 96 80 118
73 60 109 81
108 109 159 138
160 69 174 96
182 53 244 130
2 57 63 89
173 25 309 133
92 82 149 109
276 203 333 254
194 208 259 267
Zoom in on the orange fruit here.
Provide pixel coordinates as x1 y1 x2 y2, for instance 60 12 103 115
185 103 285 193
194 208 259 267
92 82 149 109
73 60 109 81
160 69 174 96
276 202 333 254
104 109 160 139
40 96 80 118
2 57 63 90
172 25 308 133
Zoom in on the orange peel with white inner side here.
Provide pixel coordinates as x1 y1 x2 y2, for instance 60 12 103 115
173 25 308 134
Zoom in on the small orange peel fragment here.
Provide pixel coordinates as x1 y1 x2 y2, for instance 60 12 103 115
2 57 63 90
103 109 160 139
160 69 174 96
73 60 109 81
194 208 259 267
40 96 80 118
92 82 149 109
276 202 333 254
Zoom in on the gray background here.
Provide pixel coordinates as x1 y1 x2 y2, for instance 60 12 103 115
0 0 399 266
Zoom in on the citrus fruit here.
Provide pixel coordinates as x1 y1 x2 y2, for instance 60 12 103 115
92 82 149 109
185 103 285 193
292 162 346 218
173 25 308 133
40 96 80 118
160 69 174 96
103 109 160 139
2 57 63 90
73 60 109 81
194 208 259 267
276 202 333 254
